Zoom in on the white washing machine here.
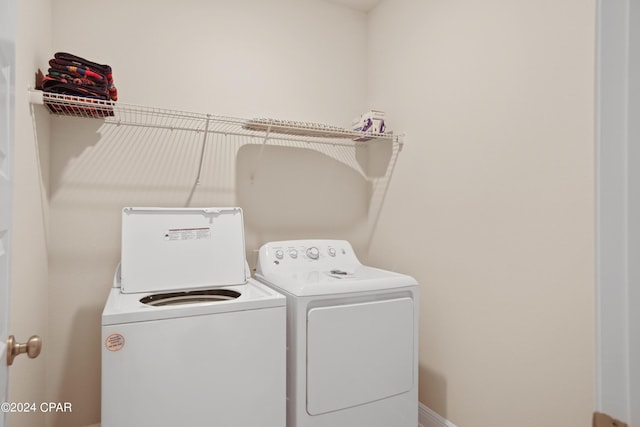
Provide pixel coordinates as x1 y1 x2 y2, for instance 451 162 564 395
102 207 286 427
255 239 419 427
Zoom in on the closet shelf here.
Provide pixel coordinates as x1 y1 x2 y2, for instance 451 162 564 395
28 90 403 148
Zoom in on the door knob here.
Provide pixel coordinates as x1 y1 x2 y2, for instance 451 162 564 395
6 335 42 366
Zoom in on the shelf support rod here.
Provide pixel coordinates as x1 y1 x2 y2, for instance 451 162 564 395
249 125 272 184
194 114 211 185
262 124 271 145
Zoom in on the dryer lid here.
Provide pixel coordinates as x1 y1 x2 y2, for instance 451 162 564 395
120 207 248 294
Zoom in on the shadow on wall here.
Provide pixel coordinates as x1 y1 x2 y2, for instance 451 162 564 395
420 364 448 420
52 306 103 427
49 117 220 207
45 113 399 273
31 102 52 193
236 144 372 231
48 116 102 196
47 113 396 223
236 138 397 258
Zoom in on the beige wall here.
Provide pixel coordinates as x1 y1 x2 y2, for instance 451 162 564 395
9 0 51 426
366 1 595 426
11 1 596 426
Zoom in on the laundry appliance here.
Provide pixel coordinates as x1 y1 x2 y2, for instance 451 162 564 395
102 207 286 427
255 239 418 427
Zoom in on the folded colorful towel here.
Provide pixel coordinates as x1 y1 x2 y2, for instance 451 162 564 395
41 52 118 117
41 77 109 100
49 59 106 83
54 52 112 75
46 69 107 89
49 52 118 101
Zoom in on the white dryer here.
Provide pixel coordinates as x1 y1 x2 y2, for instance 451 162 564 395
255 239 419 427
102 207 286 427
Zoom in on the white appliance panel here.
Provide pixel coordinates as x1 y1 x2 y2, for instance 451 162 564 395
256 240 417 296
121 207 247 293
306 297 414 415
102 305 286 427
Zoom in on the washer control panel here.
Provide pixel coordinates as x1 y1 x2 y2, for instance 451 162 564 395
257 239 360 274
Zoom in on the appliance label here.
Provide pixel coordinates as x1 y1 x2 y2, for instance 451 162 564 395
164 227 211 241
105 333 125 352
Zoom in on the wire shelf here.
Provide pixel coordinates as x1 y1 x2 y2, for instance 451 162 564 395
29 90 401 147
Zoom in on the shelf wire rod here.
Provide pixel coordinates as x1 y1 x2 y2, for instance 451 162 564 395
262 124 271 145
248 124 273 184
194 114 211 185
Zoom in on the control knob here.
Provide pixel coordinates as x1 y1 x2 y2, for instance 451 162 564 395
275 249 284 260
328 247 336 257
306 247 320 260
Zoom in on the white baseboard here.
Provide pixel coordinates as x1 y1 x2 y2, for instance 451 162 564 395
419 403 457 427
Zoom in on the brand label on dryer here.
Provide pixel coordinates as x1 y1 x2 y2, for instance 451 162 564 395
105 333 125 352
164 227 211 241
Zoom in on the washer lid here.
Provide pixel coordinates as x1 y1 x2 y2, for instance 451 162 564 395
121 207 247 294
